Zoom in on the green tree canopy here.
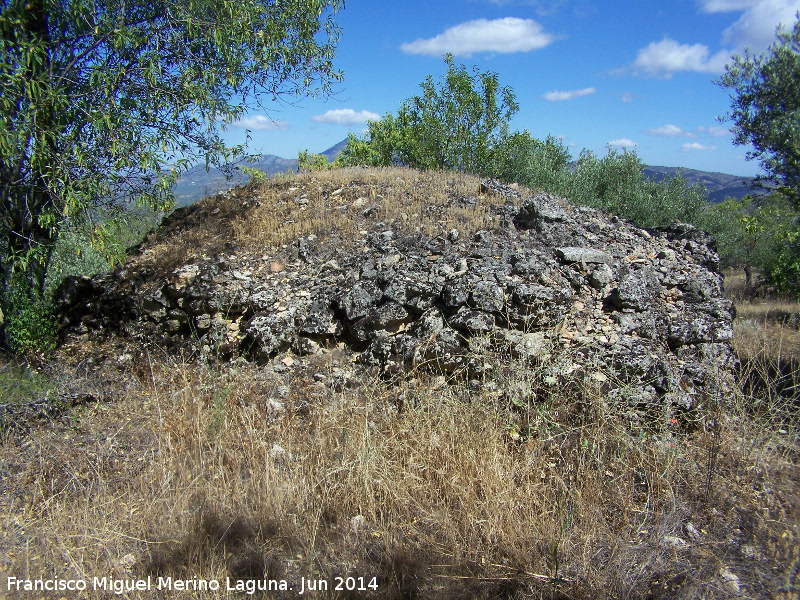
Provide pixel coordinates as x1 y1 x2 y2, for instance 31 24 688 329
339 54 519 177
715 15 800 205
0 0 342 315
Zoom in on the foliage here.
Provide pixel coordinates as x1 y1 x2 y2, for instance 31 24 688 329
0 358 57 405
715 16 800 207
704 194 795 284
339 56 707 233
489 132 571 191
45 206 160 296
2 278 58 355
239 166 270 189
297 150 332 172
771 228 800 296
337 118 406 168
339 54 518 176
0 0 343 349
558 149 708 228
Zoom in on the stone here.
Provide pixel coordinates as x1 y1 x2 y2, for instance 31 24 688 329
589 263 614 288
470 281 505 312
556 247 613 264
612 270 663 312
341 281 381 321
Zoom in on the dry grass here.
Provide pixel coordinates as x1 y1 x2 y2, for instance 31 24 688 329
129 167 505 278
232 167 497 251
2 336 797 599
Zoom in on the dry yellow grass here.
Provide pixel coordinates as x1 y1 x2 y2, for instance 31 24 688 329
129 167 504 277
2 341 797 599
232 167 498 250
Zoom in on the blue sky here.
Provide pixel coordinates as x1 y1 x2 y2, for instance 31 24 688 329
222 0 799 177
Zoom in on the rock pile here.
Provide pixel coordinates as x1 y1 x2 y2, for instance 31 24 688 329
57 177 735 417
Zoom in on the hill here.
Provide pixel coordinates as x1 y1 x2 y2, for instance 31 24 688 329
174 139 770 207
642 165 773 203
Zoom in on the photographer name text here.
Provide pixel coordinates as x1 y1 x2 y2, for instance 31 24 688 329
8 575 379 596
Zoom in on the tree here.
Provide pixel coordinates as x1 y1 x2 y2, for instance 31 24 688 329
0 0 343 338
339 54 519 177
703 194 794 287
560 148 708 229
715 15 800 206
715 16 800 295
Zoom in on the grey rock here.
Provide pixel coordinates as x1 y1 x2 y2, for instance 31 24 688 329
442 281 470 307
450 308 494 333
56 175 736 423
612 270 663 311
244 312 295 358
556 247 613 265
589 263 614 288
470 281 505 313
341 281 381 321
514 193 569 229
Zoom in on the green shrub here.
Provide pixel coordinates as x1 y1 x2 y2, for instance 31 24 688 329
298 149 332 172
339 54 519 177
557 149 708 228
489 132 570 190
45 207 159 296
3 286 58 355
239 165 270 187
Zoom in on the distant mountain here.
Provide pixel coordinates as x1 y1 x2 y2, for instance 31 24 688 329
642 166 773 203
173 139 358 207
321 138 348 162
173 140 771 206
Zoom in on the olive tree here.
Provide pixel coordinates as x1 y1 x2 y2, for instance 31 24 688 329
0 0 342 343
715 16 800 293
715 16 800 205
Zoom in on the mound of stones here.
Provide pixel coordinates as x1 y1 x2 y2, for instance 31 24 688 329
56 179 735 416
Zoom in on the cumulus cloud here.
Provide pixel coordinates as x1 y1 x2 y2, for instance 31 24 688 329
230 116 289 131
621 91 634 103
699 0 760 12
646 124 697 138
697 125 731 136
721 0 799 51
608 138 638 149
633 38 731 76
486 0 566 16
542 87 596 101
400 17 555 57
682 142 717 151
627 1 797 78
311 109 381 125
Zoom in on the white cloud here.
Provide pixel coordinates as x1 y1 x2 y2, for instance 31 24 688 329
682 142 718 151
311 109 381 125
646 124 697 138
230 116 289 131
400 17 555 57
621 91 634 103
699 0 760 13
542 87 596 101
721 0 799 51
633 38 731 76
608 138 638 149
697 125 731 136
